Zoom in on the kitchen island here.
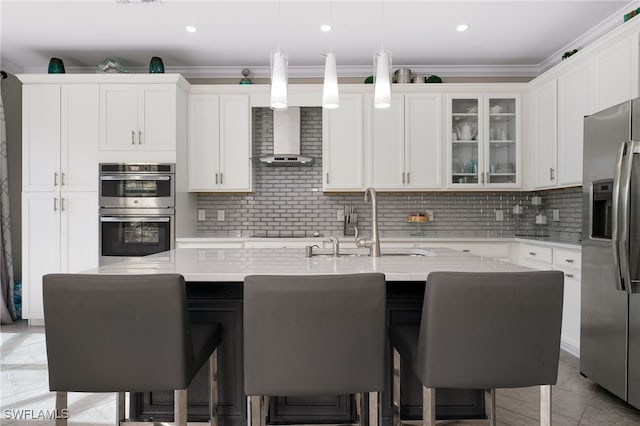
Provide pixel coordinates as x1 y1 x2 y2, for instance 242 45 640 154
87 247 531 425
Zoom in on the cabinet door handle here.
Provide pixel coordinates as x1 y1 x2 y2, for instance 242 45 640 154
61 172 65 186
481 172 485 184
529 252 537 256
54 172 58 186
131 130 136 145
61 197 65 212
215 173 218 184
138 130 143 145
565 259 574 263
550 168 555 181
402 172 405 184
53 197 58 212
220 173 223 185
407 172 410 184
326 173 329 184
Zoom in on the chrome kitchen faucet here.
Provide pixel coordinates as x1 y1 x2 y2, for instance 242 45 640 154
355 187 381 257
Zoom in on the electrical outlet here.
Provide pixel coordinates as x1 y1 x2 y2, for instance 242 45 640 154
337 210 345 221
217 210 225 221
553 209 560 221
197 209 206 221
495 209 504 222
425 210 434 221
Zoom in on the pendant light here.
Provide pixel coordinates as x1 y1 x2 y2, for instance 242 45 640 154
374 0 391 109
270 0 288 110
322 0 339 109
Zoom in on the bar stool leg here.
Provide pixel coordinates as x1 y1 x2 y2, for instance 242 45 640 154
55 391 67 426
540 385 552 426
210 350 218 426
117 392 126 424
392 349 401 426
369 392 380 426
422 387 435 426
355 392 364 426
175 389 187 426
484 389 496 426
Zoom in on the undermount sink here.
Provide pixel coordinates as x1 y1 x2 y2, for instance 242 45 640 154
309 248 434 258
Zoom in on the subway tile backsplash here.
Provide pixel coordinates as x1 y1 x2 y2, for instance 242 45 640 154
197 107 582 241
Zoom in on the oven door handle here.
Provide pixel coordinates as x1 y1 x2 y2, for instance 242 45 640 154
100 217 171 223
100 175 172 181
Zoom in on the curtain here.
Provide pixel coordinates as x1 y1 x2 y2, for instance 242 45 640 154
0 84 16 324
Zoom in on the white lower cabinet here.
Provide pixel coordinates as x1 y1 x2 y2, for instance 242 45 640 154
516 241 581 356
22 192 98 321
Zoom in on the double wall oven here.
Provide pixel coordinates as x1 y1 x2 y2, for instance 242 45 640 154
99 163 175 264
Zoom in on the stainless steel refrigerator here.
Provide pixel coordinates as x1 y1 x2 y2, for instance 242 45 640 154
582 98 640 409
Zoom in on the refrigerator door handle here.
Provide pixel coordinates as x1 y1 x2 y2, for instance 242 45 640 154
612 142 628 292
615 141 635 293
625 140 640 294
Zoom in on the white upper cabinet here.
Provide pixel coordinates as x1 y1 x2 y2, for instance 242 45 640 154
323 93 365 191
100 84 176 151
405 94 443 189
366 93 442 190
368 95 405 189
447 93 520 189
188 93 252 192
532 78 558 189
23 84 98 192
558 60 592 186
593 32 640 112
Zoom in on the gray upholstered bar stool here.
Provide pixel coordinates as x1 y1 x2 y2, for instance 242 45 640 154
243 273 386 426
389 271 564 426
43 273 222 426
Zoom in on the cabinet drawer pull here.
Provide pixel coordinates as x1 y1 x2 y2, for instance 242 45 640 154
138 130 143 144
529 252 537 256
565 259 574 263
462 249 471 253
131 130 135 145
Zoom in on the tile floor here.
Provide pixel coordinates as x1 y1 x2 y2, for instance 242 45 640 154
1 320 639 425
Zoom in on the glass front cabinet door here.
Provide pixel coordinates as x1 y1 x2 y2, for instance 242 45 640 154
447 94 520 189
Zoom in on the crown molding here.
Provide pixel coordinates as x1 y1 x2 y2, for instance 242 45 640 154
538 1 640 73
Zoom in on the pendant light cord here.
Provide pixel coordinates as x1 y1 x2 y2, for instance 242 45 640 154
277 0 281 51
380 0 384 51
329 0 333 53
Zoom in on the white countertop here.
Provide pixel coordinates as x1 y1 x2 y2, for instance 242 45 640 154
87 247 532 282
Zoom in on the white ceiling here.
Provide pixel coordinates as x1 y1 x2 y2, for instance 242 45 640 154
1 0 638 78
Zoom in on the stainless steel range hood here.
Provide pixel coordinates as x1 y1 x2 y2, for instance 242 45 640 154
259 107 314 166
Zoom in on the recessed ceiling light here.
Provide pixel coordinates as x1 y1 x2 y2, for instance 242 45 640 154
185 25 197 33
456 24 469 32
320 24 332 32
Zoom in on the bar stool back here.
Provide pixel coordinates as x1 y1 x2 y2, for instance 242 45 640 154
389 271 564 426
243 273 386 426
43 273 222 426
